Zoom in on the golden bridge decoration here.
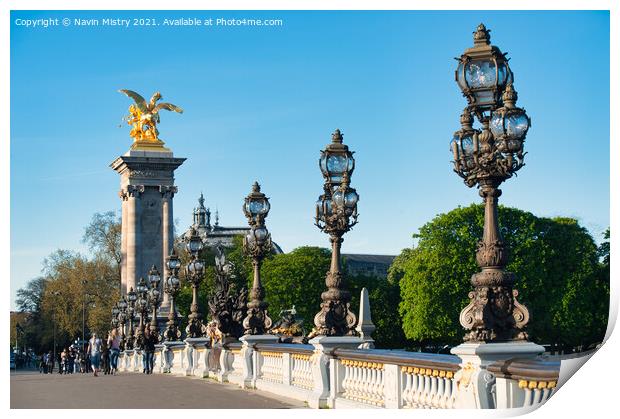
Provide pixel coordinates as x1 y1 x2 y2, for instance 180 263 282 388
119 89 183 151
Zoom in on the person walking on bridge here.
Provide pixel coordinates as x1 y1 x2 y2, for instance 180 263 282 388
87 332 102 377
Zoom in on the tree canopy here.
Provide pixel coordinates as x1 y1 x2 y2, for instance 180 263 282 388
397 204 609 350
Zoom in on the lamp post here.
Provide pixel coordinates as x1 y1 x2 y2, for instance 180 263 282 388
241 182 273 335
134 277 150 348
80 280 94 354
451 24 531 342
125 288 137 349
312 129 359 337
52 290 61 370
117 297 128 349
185 226 207 338
147 265 162 335
163 249 182 341
111 303 120 330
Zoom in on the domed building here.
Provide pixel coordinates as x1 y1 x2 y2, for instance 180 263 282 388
181 192 283 253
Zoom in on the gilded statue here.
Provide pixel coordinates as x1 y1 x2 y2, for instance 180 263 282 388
119 89 183 150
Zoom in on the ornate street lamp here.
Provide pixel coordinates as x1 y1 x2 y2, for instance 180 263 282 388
451 24 531 343
185 226 207 338
125 287 137 349
111 303 120 329
163 249 182 341
147 265 162 335
134 277 150 348
313 129 359 337
117 297 128 349
241 182 273 335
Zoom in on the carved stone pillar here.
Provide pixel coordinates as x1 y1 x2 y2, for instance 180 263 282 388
119 189 129 295
160 185 177 308
126 184 144 293
110 150 185 301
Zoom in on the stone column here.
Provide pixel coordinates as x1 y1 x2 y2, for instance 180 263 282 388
126 185 144 293
119 190 129 295
159 185 177 308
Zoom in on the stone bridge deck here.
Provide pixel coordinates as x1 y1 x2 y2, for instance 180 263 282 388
10 370 306 409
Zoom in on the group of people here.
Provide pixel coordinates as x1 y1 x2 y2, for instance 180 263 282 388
89 327 159 375
38 327 159 376
86 329 127 376
38 329 123 376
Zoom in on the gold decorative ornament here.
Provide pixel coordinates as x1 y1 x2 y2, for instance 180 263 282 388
119 89 183 151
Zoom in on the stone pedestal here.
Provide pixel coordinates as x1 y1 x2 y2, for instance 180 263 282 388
122 350 133 372
110 149 185 299
450 341 545 409
162 341 185 373
217 337 239 383
153 344 165 374
239 334 279 389
308 336 363 409
185 337 210 377
132 349 143 373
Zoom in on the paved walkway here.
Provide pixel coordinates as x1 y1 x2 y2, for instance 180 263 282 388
10 370 306 409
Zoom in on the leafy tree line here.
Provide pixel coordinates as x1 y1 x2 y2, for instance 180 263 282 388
14 212 121 354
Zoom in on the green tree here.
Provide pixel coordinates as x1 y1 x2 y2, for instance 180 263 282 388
259 246 331 331
348 272 407 349
82 211 122 283
398 204 609 350
39 250 119 347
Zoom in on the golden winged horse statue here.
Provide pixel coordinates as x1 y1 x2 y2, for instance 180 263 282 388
119 89 183 150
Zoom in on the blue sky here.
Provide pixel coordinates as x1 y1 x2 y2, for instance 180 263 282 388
10 10 609 309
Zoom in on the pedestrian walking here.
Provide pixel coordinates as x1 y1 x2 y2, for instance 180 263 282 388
107 329 121 375
101 340 110 375
143 328 156 374
46 351 54 374
60 348 68 374
39 353 45 374
87 332 102 377
56 352 62 374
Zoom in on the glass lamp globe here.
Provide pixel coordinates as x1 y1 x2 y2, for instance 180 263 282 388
243 182 271 222
344 189 359 208
127 288 137 302
245 231 256 246
490 84 530 154
455 24 513 111
319 129 355 185
186 230 204 254
168 276 180 288
332 189 345 208
188 260 205 276
137 279 147 294
118 298 128 310
166 251 181 271
316 195 333 219
148 265 160 286
253 227 268 242
450 110 479 172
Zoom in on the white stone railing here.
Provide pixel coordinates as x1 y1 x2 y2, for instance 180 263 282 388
330 348 461 409
340 359 385 407
116 338 560 411
251 343 316 401
488 358 559 409
400 365 456 409
291 352 313 390
257 350 284 383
